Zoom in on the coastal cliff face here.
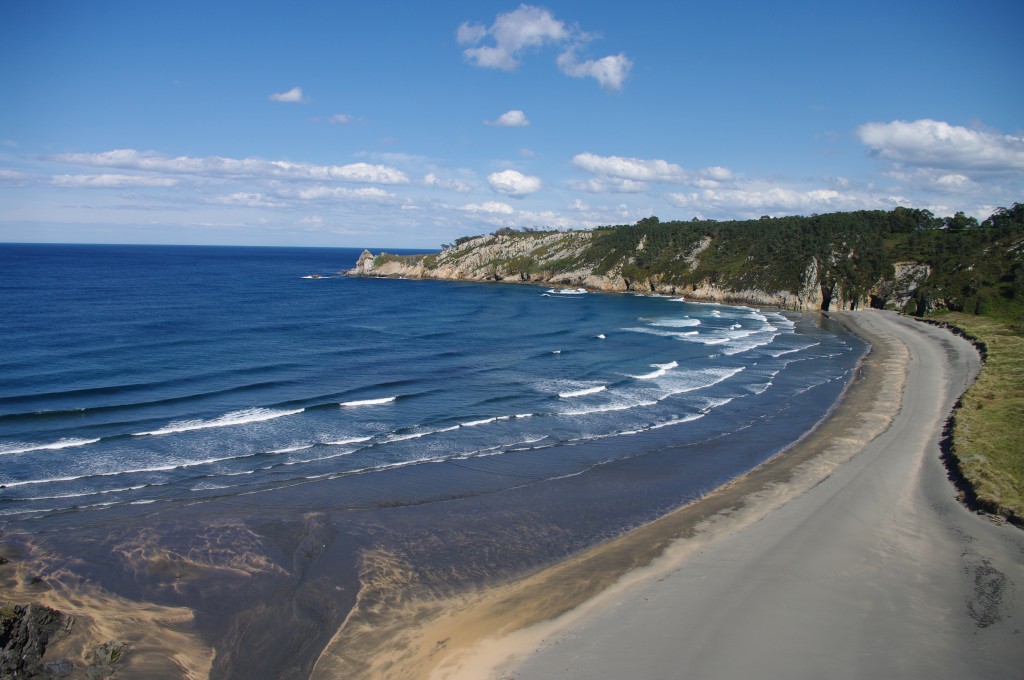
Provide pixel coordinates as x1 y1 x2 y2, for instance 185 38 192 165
350 233 904 311
348 205 1023 314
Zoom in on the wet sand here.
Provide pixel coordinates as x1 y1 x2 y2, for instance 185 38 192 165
323 310 1024 679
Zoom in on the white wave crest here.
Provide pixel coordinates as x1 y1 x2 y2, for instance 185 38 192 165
133 407 304 437
650 318 701 328
562 399 659 417
0 438 101 455
269 444 314 454
339 396 397 407
559 385 607 399
460 416 510 428
630 361 679 380
657 366 746 398
324 436 373 446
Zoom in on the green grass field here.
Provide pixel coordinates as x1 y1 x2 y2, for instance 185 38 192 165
935 312 1024 525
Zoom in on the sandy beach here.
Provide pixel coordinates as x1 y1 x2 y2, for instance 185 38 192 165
4 309 1021 678
322 310 1024 679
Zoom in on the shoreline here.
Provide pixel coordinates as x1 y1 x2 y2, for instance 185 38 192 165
307 309 911 678
2 299 860 679
402 309 1024 680
7 309 1016 678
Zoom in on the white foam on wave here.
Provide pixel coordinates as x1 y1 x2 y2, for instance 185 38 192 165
0 438 102 455
768 312 796 330
1 465 172 489
720 329 779 356
134 407 304 437
1 445 297 489
630 361 678 380
559 385 607 399
339 396 397 407
624 326 701 339
18 483 153 502
324 436 373 446
649 318 701 328
767 340 819 358
649 413 706 430
269 444 314 454
460 416 511 428
386 424 459 443
656 366 746 399
562 399 659 417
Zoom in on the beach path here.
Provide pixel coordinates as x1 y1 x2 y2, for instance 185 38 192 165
461 311 1024 680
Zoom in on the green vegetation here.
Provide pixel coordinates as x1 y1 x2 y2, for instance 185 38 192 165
933 312 1024 525
576 205 1024 314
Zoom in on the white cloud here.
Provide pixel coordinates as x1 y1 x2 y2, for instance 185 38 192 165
934 173 973 190
50 173 178 188
572 152 687 182
269 86 307 103
456 21 488 45
297 186 394 201
667 185 878 215
570 177 648 193
459 5 630 89
459 5 568 70
485 109 530 127
0 169 29 184
857 119 1024 172
328 114 353 124
55 149 409 185
424 172 473 192
212 192 285 208
702 166 733 182
488 169 542 197
461 201 515 214
557 51 632 91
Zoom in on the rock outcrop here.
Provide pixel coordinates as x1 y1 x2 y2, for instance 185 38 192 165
347 233 880 311
349 205 1023 315
0 603 74 678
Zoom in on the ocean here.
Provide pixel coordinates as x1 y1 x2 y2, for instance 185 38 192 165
0 243 863 524
0 242 870 676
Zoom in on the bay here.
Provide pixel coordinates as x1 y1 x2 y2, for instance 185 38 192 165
0 243 863 523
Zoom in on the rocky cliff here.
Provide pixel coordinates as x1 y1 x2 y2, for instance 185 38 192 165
348 232 921 312
348 206 1022 315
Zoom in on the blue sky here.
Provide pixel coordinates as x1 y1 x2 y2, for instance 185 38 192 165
2 1 1022 248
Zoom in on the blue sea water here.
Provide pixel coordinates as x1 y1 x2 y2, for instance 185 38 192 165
0 243 863 522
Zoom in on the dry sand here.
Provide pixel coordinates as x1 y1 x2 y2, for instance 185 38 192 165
323 310 1023 680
